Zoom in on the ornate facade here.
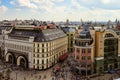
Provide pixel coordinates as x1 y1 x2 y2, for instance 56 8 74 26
4 25 68 70
74 22 120 74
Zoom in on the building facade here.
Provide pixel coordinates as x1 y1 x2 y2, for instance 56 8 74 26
0 25 13 59
95 28 120 74
62 27 75 52
74 22 120 74
74 23 95 75
67 31 75 52
4 25 68 70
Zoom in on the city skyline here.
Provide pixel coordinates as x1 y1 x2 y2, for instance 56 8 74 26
0 0 120 21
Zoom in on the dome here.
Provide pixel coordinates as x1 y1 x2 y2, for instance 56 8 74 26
79 31 91 39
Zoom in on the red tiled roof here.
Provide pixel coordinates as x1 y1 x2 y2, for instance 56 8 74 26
48 24 55 28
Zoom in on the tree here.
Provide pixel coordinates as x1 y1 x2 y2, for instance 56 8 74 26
6 68 12 79
0 72 3 80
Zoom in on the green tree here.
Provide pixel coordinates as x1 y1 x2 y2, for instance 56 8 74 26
6 68 12 79
0 72 3 80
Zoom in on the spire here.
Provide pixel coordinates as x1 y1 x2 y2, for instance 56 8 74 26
66 19 69 25
107 20 111 29
116 20 120 30
81 18 83 26
115 18 118 24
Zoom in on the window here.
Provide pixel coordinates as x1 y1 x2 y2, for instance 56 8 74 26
42 49 44 53
37 54 39 57
37 60 39 64
33 59 35 64
33 54 35 57
76 56 79 59
42 60 44 64
33 65 35 69
34 44 35 47
42 54 44 57
42 44 44 47
77 48 80 53
82 56 86 60
70 41 73 46
88 48 91 53
37 49 39 53
46 43 48 47
88 56 91 60
38 44 39 47
71 34 73 36
37 66 39 69
46 59 48 63
82 49 85 53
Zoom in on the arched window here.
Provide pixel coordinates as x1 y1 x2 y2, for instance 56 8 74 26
105 33 114 37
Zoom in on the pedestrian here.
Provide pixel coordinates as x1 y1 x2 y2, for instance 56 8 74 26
24 77 26 80
39 75 41 79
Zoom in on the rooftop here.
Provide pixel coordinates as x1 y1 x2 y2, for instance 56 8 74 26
8 28 66 42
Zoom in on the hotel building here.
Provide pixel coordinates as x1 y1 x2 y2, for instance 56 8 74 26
4 25 68 70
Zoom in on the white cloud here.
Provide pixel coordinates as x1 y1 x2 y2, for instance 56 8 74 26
1 0 119 21
15 8 21 11
10 0 38 9
18 0 38 9
0 5 8 14
101 0 110 4
11 0 64 11
71 0 120 10
52 0 64 2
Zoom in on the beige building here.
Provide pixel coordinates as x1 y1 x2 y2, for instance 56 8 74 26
4 25 68 69
0 25 13 59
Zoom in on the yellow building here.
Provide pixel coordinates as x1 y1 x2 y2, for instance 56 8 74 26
67 31 75 52
62 27 75 52
95 28 120 73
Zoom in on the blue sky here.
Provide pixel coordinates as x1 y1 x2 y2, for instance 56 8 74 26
0 0 120 21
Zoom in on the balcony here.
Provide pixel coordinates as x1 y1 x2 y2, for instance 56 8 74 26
75 38 92 41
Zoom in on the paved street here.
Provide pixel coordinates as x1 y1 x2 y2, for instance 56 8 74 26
9 68 120 80
0 58 120 80
9 62 120 80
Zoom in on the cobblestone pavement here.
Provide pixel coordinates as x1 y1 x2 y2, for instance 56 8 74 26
10 70 120 80
0 60 120 80
9 64 120 80
10 68 52 80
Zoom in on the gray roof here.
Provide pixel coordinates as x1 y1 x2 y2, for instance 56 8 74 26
0 25 13 35
9 28 67 42
0 25 13 31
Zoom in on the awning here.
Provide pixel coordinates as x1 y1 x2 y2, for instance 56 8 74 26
59 53 68 61
109 70 115 74
55 66 61 71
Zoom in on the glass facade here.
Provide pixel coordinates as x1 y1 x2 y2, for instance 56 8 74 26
104 38 118 71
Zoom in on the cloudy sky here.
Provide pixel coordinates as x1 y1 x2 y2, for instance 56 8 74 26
0 0 120 21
